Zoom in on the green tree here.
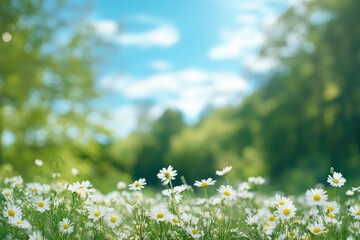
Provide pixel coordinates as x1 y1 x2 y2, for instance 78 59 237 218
0 0 104 177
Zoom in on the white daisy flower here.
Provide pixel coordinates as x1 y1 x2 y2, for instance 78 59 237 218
215 166 232 176
34 196 50 213
117 181 127 190
217 185 236 200
173 184 189 193
129 178 146 191
308 221 326 235
28 230 47 240
273 194 293 207
349 205 360 220
71 168 79 176
148 206 171 222
105 213 121 228
349 221 360 235
59 218 74 234
157 165 177 185
10 217 31 229
194 178 216 188
327 171 346 187
3 203 22 220
277 203 297 221
306 188 328 206
5 176 23 188
324 201 340 214
186 226 204 239
87 205 108 221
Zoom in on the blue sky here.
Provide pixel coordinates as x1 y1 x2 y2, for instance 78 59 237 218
88 0 293 137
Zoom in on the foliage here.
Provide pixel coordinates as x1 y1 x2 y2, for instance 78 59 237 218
0 165 359 239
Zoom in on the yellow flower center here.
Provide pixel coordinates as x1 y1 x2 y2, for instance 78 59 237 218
201 182 209 187
289 232 295 237
283 208 291 216
313 227 321 233
223 190 230 196
313 194 321 201
333 178 339 184
135 182 141 187
110 216 117 223
79 185 84 189
32 188 38 193
172 218 179 223
63 224 69 229
37 201 45 207
264 221 270 227
94 211 101 217
192 229 198 235
279 201 285 205
156 212 164 219
327 206 334 212
8 209 15 217
329 213 335 219
164 172 171 179
16 221 22 225
356 210 360 216
269 215 275 221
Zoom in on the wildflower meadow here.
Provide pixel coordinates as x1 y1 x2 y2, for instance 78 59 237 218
1 163 360 240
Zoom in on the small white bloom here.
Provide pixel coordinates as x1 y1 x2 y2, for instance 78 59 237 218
34 196 50 213
128 178 146 191
349 205 360 220
35 159 43 166
248 176 266 185
216 166 232 176
28 230 47 240
71 168 79 176
117 181 127 190
10 217 31 229
217 185 236 200
186 226 204 239
327 172 346 188
105 213 121 228
277 203 297 221
194 178 216 188
308 221 326 235
148 206 171 222
3 203 22 220
87 205 108 221
157 165 177 185
59 218 74 234
305 188 328 206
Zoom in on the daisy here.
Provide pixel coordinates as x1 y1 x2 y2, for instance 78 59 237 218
87 205 108 221
3 203 22 220
105 213 121 228
28 230 47 240
34 196 50 213
308 221 326 235
186 226 204 239
217 185 236 200
277 203 297 221
215 166 232 176
10 217 31 229
349 205 360 220
327 171 346 187
128 178 146 191
324 201 340 214
148 206 171 222
194 178 216 188
349 221 360 235
273 194 292 207
59 218 74 234
306 188 328 206
157 165 177 185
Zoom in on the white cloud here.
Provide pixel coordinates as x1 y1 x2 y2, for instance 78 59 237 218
149 60 172 71
245 56 278 73
100 68 249 123
208 28 264 60
208 1 281 61
92 17 180 48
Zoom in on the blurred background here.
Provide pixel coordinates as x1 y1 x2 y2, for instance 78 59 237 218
1 0 359 193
